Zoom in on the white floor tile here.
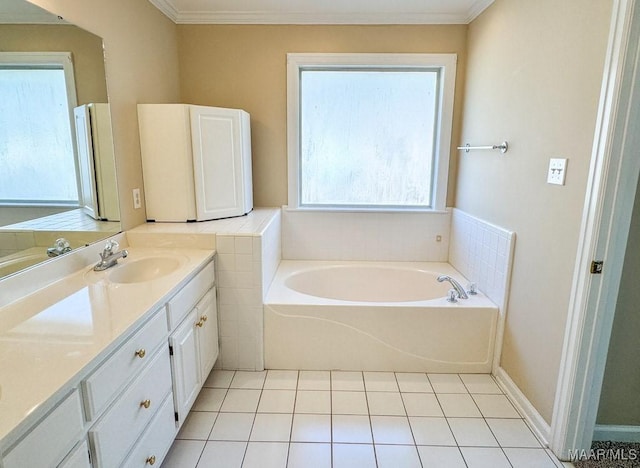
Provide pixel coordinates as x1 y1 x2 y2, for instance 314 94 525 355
363 372 399 392
177 411 217 440
395 373 434 393
409 417 457 446
486 418 541 447
332 443 376 468
472 394 520 418
504 447 559 467
331 371 365 391
264 370 299 390
162 440 206 468
460 374 503 394
220 389 262 412
192 388 227 412
287 443 331 468
250 413 293 442
242 442 288 468
375 444 422 468
402 393 444 417
437 393 482 417
290 413 332 442
204 370 236 388
196 441 246 468
417 445 467 468
295 390 331 414
230 370 267 389
370 416 415 444
332 391 368 415
460 447 511 468
257 389 296 413
332 414 373 443
209 412 255 441
448 418 498 447
367 391 406 416
428 374 468 393
298 371 331 391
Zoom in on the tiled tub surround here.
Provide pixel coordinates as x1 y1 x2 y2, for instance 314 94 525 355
162 369 564 468
127 208 282 371
282 208 451 261
0 236 215 454
264 261 498 373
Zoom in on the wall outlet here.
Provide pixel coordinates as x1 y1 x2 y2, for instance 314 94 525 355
132 188 141 209
547 158 568 185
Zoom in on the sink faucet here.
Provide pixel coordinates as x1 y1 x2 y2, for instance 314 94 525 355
94 240 128 271
437 275 469 300
47 238 72 257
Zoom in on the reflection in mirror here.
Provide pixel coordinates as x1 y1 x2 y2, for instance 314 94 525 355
0 0 121 279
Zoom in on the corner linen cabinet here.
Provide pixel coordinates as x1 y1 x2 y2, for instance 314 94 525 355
138 104 253 222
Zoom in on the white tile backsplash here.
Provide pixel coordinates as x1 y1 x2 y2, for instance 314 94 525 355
449 208 515 310
282 208 450 261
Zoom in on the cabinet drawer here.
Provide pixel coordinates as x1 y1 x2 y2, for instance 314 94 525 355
90 347 172 468
167 261 214 329
83 309 168 420
122 394 176 468
59 440 91 468
4 390 84 468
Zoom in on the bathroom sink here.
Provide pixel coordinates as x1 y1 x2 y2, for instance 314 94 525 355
108 256 182 284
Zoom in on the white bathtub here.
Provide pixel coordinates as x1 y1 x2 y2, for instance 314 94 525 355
264 261 499 373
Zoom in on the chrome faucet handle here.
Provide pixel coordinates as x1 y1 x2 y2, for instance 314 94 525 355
102 240 119 257
467 282 478 295
447 288 459 303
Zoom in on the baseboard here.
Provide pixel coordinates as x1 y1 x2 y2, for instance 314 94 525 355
494 367 551 446
593 425 640 442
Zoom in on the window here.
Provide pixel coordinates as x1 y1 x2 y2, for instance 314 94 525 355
287 53 456 211
0 52 79 205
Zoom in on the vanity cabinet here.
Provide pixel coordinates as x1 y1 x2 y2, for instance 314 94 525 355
168 263 218 427
0 256 219 468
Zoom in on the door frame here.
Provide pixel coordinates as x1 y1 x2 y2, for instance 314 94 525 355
550 0 640 459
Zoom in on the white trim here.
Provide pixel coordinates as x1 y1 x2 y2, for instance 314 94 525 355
593 425 640 443
147 0 495 24
593 424 640 443
550 0 640 459
494 367 551 447
286 53 456 212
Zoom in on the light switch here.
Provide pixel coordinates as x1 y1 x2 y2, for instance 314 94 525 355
547 158 567 185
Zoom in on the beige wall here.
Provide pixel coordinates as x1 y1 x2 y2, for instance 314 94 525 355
458 0 613 423
27 0 181 230
176 24 468 207
1 24 108 104
597 179 640 425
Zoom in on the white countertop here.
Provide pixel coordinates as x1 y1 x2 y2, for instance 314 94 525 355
0 246 214 445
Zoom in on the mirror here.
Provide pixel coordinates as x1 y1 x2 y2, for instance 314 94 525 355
0 0 121 279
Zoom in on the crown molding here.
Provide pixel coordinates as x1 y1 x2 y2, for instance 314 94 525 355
149 0 495 25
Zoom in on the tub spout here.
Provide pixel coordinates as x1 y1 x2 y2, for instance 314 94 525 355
437 275 469 299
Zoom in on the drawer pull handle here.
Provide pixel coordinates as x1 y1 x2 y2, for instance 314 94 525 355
146 455 156 465
140 399 151 409
201 315 208 322
196 320 204 328
135 349 146 359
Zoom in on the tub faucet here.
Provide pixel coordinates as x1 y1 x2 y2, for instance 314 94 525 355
94 240 128 271
437 275 469 299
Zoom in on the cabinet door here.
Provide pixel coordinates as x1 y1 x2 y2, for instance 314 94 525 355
73 105 100 220
190 106 251 220
169 309 201 427
196 288 219 380
59 440 91 468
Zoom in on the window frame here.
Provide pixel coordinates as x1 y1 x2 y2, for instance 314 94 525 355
0 52 80 207
286 53 457 212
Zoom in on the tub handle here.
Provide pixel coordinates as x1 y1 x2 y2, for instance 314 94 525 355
447 289 459 303
467 282 478 295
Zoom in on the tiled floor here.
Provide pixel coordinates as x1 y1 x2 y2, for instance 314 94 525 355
162 370 564 468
